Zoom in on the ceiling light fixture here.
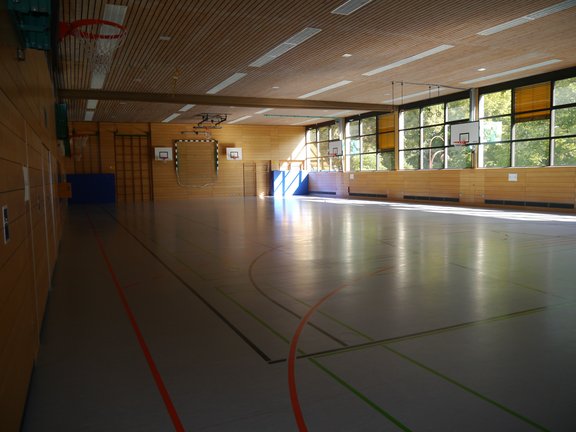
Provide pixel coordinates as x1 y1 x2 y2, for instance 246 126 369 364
477 67 487 71
332 0 373 15
84 110 95 121
86 99 98 109
298 80 353 99
90 70 107 89
342 53 353 57
383 89 440 104
206 72 247 94
291 118 321 125
228 115 252 124
255 108 274 114
162 113 181 123
477 0 576 36
179 104 195 112
249 27 322 67
158 35 171 41
362 45 454 76
461 59 562 84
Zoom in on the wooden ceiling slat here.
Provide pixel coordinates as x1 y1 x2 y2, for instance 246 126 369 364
57 0 575 123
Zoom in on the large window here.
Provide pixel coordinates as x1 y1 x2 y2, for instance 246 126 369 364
306 122 342 171
345 114 395 171
478 76 576 167
399 98 471 170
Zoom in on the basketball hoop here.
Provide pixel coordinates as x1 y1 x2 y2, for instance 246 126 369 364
453 140 469 146
60 19 127 73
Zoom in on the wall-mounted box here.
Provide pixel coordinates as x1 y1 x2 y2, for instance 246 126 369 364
154 147 173 161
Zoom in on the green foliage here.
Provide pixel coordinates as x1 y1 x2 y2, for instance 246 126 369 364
350 155 360 171
402 150 420 169
378 151 395 170
553 77 576 105
362 135 376 152
402 109 419 129
515 140 548 167
362 153 377 170
402 129 420 149
422 104 444 126
361 117 377 135
346 120 360 137
447 99 470 122
481 90 511 117
555 138 576 165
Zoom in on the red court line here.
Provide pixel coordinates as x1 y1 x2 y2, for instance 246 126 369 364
288 266 394 431
288 285 346 431
87 213 186 432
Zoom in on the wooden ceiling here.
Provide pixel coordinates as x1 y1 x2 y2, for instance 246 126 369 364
57 0 576 126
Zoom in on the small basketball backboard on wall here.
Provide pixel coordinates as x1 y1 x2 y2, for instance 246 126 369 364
154 147 173 161
226 148 243 160
450 121 479 146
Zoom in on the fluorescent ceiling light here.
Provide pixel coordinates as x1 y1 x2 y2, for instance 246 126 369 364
179 104 195 112
363 45 454 76
86 99 98 109
332 110 352 116
90 70 107 89
478 0 576 35
298 80 353 99
383 89 439 104
228 115 252 124
162 113 181 123
255 108 274 114
249 27 321 67
461 59 562 84
206 72 247 94
332 0 373 15
291 118 321 125
84 111 95 121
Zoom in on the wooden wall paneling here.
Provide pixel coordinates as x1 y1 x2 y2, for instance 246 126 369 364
114 133 152 202
0 269 35 432
1 15 63 430
0 193 27 273
150 122 303 200
243 162 256 196
256 161 271 197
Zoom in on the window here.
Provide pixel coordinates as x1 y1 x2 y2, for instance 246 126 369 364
377 113 395 170
306 122 343 172
345 114 394 171
478 89 513 168
552 77 576 166
399 98 470 170
479 75 576 168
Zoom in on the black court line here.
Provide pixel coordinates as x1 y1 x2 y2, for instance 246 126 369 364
268 305 550 364
99 206 272 363
248 250 349 348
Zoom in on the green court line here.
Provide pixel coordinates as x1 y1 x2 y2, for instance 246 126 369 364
216 290 291 344
309 358 412 431
384 346 551 432
271 285 374 341
104 207 564 430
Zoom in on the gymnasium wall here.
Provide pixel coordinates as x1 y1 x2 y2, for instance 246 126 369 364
309 168 576 211
66 121 306 200
0 16 64 432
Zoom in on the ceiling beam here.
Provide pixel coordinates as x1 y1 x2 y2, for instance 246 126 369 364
58 89 395 112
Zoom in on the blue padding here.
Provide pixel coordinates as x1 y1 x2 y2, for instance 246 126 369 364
67 174 116 204
271 171 309 197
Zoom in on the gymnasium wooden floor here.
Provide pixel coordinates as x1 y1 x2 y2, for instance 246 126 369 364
21 197 576 431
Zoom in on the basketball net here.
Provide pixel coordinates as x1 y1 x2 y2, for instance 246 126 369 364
61 20 127 73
